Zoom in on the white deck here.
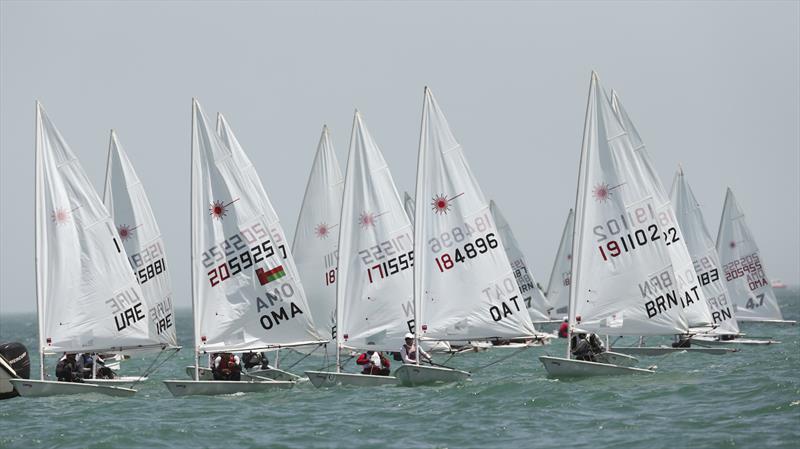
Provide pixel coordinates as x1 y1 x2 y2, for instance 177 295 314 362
394 364 470 387
594 351 638 367
305 371 398 388
163 379 294 397
691 336 779 346
185 365 302 382
539 356 655 377
609 346 735 356
9 379 136 397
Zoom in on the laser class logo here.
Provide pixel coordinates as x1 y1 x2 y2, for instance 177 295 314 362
209 198 239 220
51 207 71 225
431 192 464 215
358 210 389 229
592 182 624 203
315 223 330 239
117 224 141 242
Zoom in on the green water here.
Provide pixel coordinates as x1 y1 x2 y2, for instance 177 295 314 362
1 290 798 449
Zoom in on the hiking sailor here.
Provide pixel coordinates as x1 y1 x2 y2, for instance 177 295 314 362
401 333 432 365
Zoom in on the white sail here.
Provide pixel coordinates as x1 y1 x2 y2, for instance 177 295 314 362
35 103 160 354
670 169 740 334
291 126 344 341
191 99 321 353
569 74 706 336
608 89 713 329
490 200 552 321
404 191 415 224
336 112 414 351
716 188 784 322
413 88 537 341
545 209 574 318
103 130 179 347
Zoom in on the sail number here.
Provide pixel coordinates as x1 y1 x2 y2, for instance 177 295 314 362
357 234 411 265
207 240 285 287
722 254 762 281
435 233 498 272
135 258 166 285
428 214 492 253
598 224 679 261
367 251 414 283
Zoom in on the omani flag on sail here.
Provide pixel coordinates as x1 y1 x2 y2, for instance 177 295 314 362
103 130 179 347
490 200 552 321
716 188 785 322
36 103 160 354
545 209 574 318
337 111 414 351
670 168 739 334
192 100 321 353
569 74 706 336
291 125 344 341
413 88 537 341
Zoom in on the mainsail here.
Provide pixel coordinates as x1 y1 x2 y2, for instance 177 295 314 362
545 209 574 318
608 89 712 330
191 99 321 353
570 74 706 336
413 88 537 341
490 200 552 321
336 112 414 351
670 169 740 334
291 126 344 341
716 188 784 322
103 130 179 347
35 103 160 355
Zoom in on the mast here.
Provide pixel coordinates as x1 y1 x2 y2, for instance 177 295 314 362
34 101 45 380
191 99 200 381
567 72 598 359
412 87 429 366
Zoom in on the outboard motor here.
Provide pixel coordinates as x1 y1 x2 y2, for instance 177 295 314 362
0 342 31 400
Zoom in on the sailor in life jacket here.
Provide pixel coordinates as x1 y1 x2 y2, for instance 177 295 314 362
55 353 81 383
558 317 570 338
356 350 391 376
242 351 269 370
212 353 242 381
401 333 432 364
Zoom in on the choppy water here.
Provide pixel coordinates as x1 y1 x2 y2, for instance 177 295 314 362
1 289 798 449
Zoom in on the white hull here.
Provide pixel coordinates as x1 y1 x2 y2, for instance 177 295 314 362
163 379 294 397
185 365 301 382
83 376 146 385
394 364 470 387
691 336 779 346
9 379 136 397
610 346 735 356
539 356 654 377
304 371 398 388
594 351 638 367
738 319 796 325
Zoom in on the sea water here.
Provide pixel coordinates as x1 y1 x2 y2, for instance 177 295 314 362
1 289 797 449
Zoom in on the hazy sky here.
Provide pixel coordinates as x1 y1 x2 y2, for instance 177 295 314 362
1 1 798 315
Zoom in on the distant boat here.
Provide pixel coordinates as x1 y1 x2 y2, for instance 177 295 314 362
771 279 787 289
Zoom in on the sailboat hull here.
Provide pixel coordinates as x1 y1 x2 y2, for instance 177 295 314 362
163 379 294 397
304 371 398 388
539 356 655 377
394 365 470 387
9 379 136 397
186 366 301 382
609 346 735 356
83 376 147 385
690 336 779 346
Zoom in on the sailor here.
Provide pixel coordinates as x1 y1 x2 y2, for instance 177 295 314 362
401 333 432 365
570 333 592 361
242 351 269 370
558 317 569 338
587 333 605 355
55 353 81 382
212 353 242 381
356 350 391 376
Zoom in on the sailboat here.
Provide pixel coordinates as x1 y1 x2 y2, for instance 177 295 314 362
305 111 412 387
396 87 538 386
11 103 166 398
96 130 180 385
539 73 715 377
670 170 779 345
545 209 574 320
490 200 554 329
291 125 344 355
163 100 322 396
715 188 795 325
